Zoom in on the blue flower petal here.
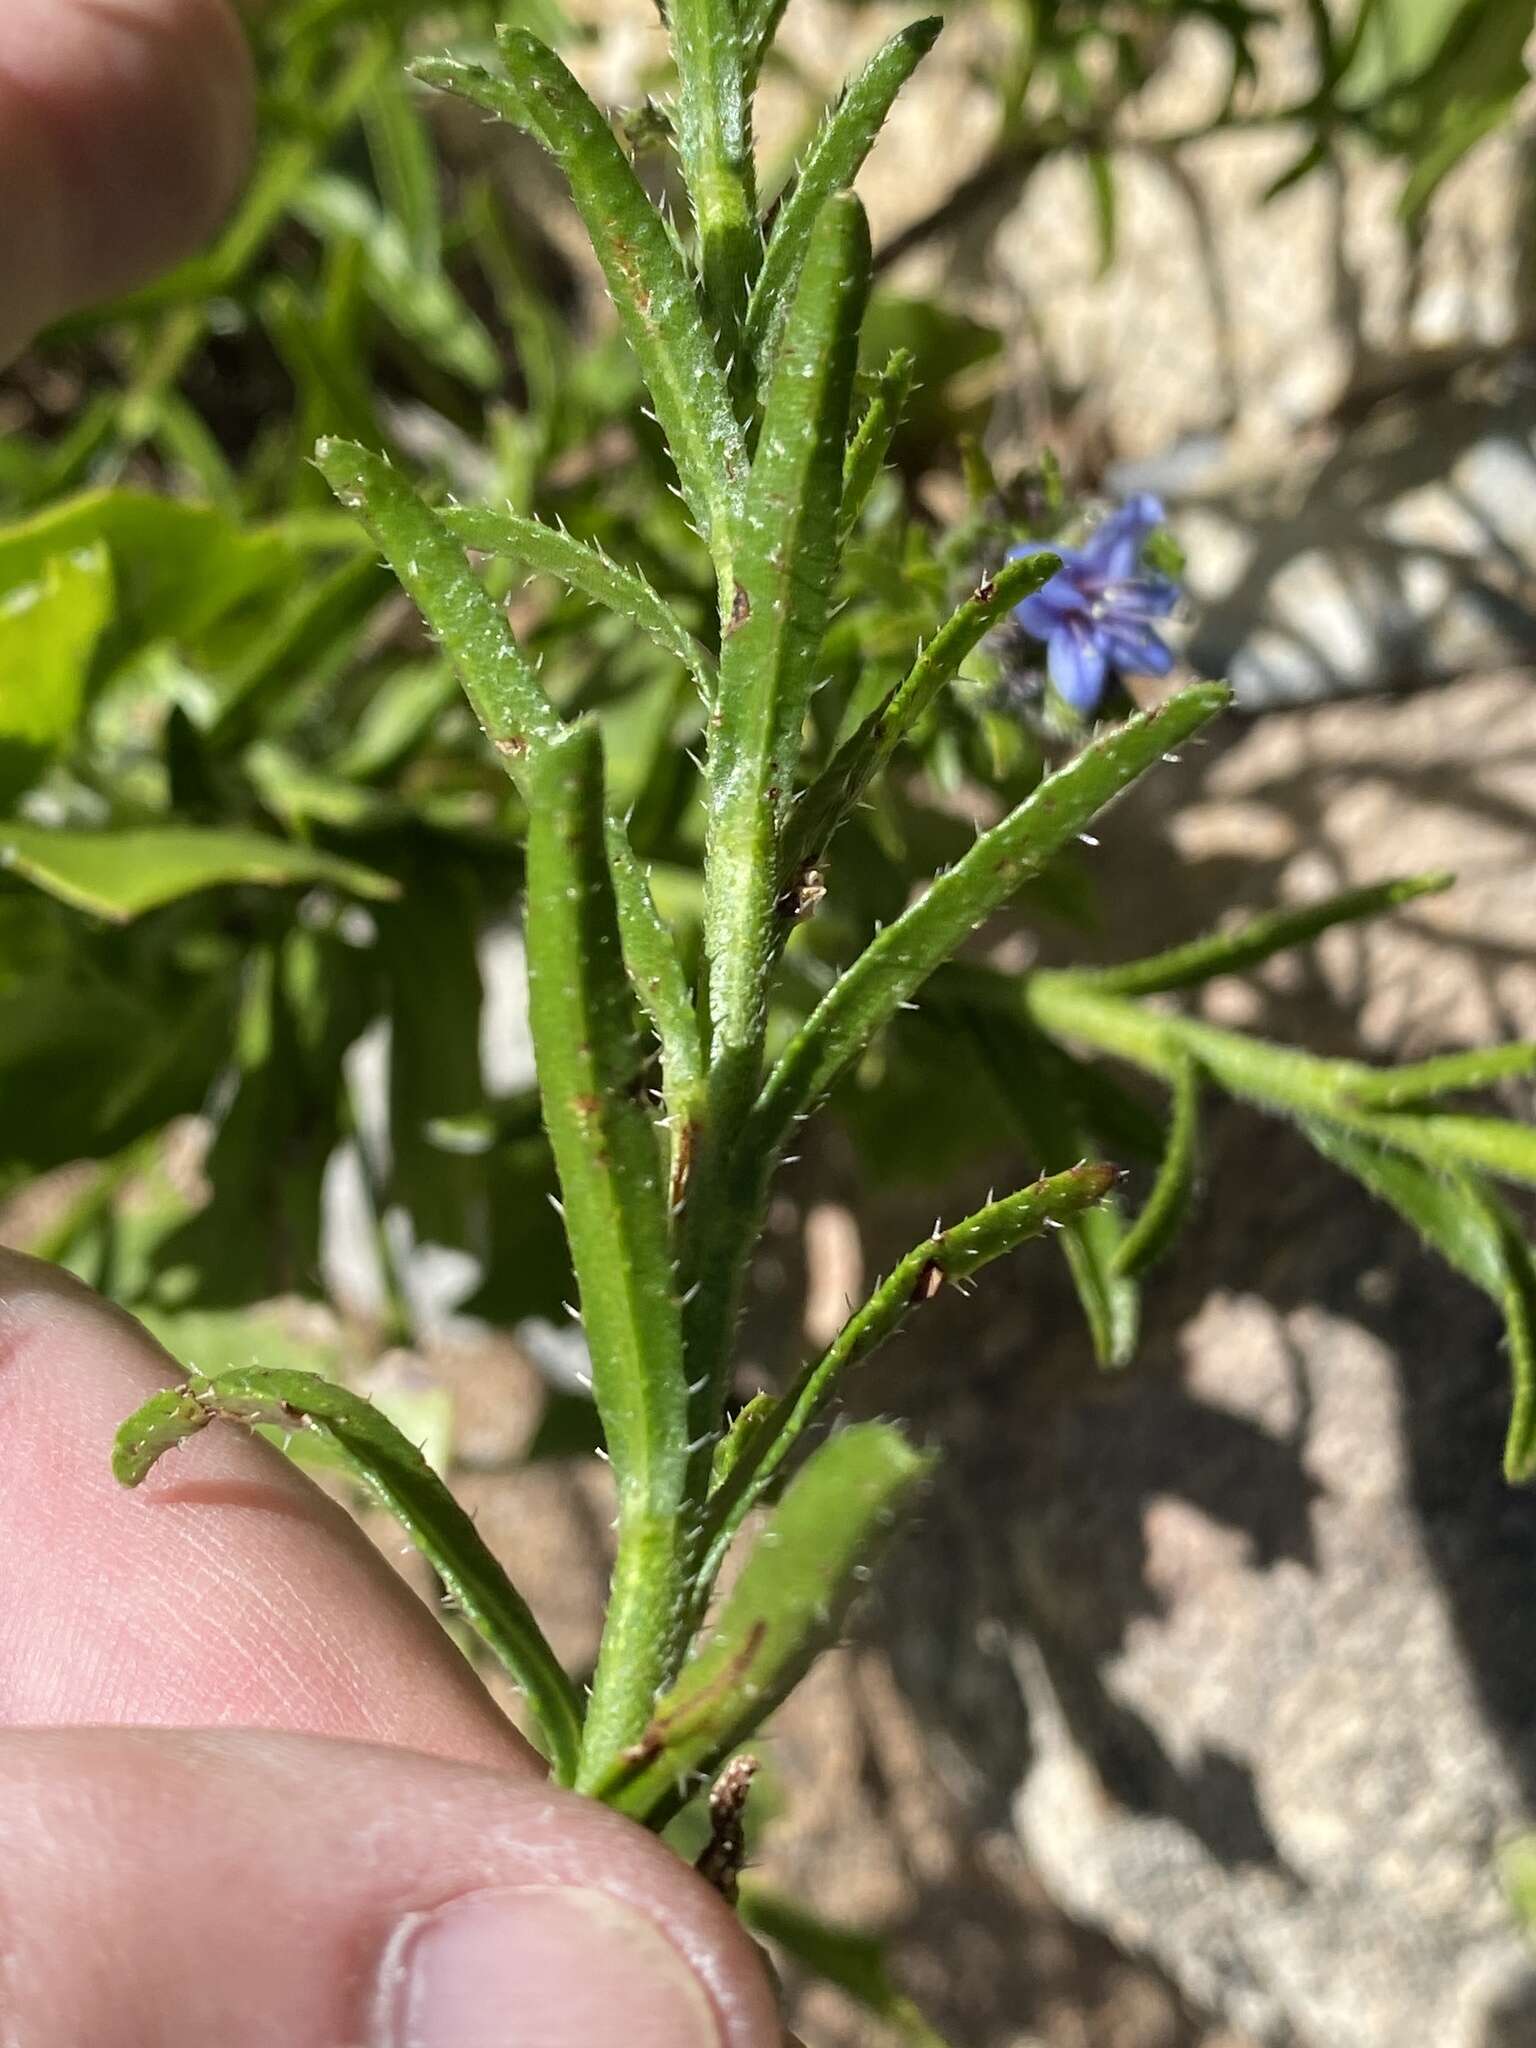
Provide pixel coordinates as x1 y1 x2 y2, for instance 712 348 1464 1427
1048 618 1110 712
1100 620 1175 677
1101 573 1180 620
1079 494 1165 581
1015 578 1085 638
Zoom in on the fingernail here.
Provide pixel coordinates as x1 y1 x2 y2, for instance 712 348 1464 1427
381 1885 723 2048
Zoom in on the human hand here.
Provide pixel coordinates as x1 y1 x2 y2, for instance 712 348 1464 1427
0 19 784 2037
0 0 262 362
0 1250 783 2044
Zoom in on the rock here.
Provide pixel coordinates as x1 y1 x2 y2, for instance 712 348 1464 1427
1110 360 1536 709
781 674 1536 2048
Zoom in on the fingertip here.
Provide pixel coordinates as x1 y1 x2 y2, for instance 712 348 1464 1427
0 1729 787 2048
0 1250 536 1773
0 0 256 355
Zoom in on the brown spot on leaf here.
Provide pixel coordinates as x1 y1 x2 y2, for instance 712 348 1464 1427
910 1258 946 1305
727 581 751 633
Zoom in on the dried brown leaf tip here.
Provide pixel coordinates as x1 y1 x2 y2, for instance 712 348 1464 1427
694 1753 760 1902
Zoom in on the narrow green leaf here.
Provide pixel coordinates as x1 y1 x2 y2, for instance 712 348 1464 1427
840 346 915 536
679 693 1219 1413
752 685 1230 1159
113 1368 583 1782
739 0 792 90
704 191 871 1065
1114 1054 1200 1278
709 1391 777 1494
1084 148 1117 274
315 439 562 782
782 550 1061 889
523 723 691 1784
1304 1144 1536 1487
1079 872 1454 997
208 545 390 748
363 72 443 269
667 0 759 350
595 1422 929 1823
1299 1117 1506 1297
1343 1041 1536 1109
0 824 395 923
739 1888 954 2048
696 1164 1115 1595
0 545 112 803
1028 972 1536 1196
1500 1830 1536 1939
605 815 707 1200
443 504 715 700
294 175 500 390
333 659 457 782
745 20 941 380
415 40 747 581
1357 1110 1536 1192
1492 1204 1536 1484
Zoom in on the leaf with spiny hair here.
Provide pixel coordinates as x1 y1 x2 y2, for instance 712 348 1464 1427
1342 1041 1536 1109
314 440 561 786
739 0 793 91
673 690 1222 1414
1299 1117 1506 1297
443 504 715 701
595 1423 930 1824
1025 973 1536 1193
752 685 1230 1162
414 39 747 588
709 1392 777 1495
604 815 706 1201
1077 872 1454 997
1114 1053 1201 1278
841 347 915 537
692 1164 1117 1604
113 1369 583 1782
523 723 692 1785
782 550 1060 890
745 19 942 382
1298 1119 1536 1481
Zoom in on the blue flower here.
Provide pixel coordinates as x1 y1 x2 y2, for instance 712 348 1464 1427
1008 493 1179 716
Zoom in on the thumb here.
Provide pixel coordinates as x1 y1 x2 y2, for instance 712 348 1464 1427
0 1726 783 2047
0 0 256 359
